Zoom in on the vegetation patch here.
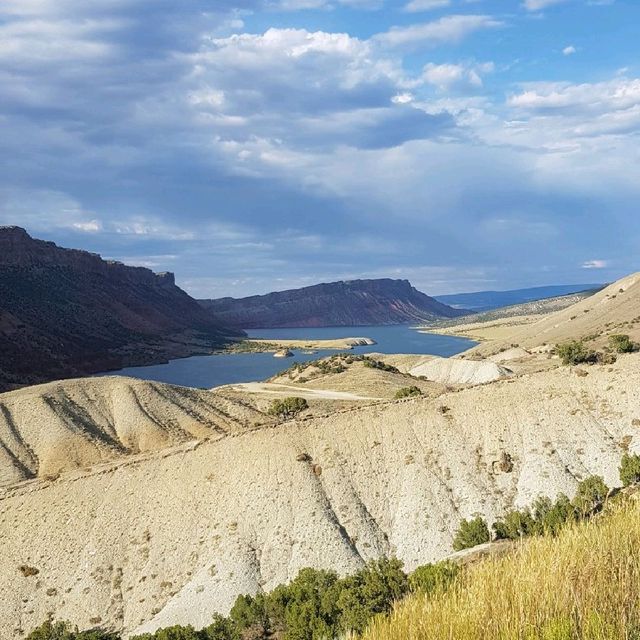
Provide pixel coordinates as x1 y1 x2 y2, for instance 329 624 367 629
609 333 638 353
555 339 618 366
362 358 399 373
452 475 610 550
620 452 640 487
267 397 309 419
361 497 640 640
554 340 598 365
393 386 423 400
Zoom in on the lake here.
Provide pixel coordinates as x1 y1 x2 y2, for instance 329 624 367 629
103 325 476 389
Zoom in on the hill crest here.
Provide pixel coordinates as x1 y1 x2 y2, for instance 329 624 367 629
200 278 469 328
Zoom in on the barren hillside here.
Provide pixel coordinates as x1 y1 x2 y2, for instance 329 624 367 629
467 273 640 356
0 377 269 486
1 353 638 638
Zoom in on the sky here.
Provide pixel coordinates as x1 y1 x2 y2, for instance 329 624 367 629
0 0 638 298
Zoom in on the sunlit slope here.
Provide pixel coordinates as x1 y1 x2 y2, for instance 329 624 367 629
0 376 267 485
1 354 639 637
361 497 640 640
469 272 640 355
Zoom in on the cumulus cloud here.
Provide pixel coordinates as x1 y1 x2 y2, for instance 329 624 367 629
183 27 457 149
0 0 637 295
582 260 609 269
563 45 577 55
374 14 503 48
507 78 640 115
423 61 494 91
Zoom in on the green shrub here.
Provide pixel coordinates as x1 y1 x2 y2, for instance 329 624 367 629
274 568 341 640
336 558 408 634
133 626 204 640
267 397 309 419
573 475 609 517
28 621 119 640
554 340 597 365
394 386 423 400
453 516 491 551
493 508 536 540
609 334 636 353
409 561 458 595
201 615 240 640
531 494 576 536
620 453 640 487
362 359 399 373
229 593 270 637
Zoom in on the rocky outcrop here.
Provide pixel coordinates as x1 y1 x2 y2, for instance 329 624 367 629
200 279 469 328
0 227 243 391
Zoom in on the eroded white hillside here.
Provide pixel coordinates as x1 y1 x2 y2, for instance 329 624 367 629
0 354 638 638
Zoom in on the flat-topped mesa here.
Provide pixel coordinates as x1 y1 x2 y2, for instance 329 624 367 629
0 226 99 267
0 227 175 288
200 278 470 328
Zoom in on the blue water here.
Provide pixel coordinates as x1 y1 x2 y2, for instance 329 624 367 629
104 325 476 389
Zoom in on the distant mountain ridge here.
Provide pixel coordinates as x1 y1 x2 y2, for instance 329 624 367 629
435 284 604 311
200 278 469 328
0 227 242 391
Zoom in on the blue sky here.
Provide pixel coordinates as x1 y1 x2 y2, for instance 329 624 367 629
0 0 638 297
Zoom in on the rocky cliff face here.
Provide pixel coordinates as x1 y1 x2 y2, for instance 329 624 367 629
0 227 242 391
200 278 469 328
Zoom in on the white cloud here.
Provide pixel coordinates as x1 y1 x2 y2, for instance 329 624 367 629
72 220 103 233
582 260 609 269
423 61 494 91
392 92 414 104
0 17 121 64
374 14 503 48
523 0 570 11
0 0 637 293
184 28 454 149
507 78 640 121
562 45 577 55
404 0 451 12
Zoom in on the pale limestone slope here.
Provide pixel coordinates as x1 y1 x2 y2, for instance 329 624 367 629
408 357 513 385
468 272 640 355
1 355 639 638
0 377 268 486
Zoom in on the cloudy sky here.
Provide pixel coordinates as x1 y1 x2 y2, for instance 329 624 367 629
0 0 638 297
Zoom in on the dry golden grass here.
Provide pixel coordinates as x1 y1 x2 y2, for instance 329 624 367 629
360 498 640 640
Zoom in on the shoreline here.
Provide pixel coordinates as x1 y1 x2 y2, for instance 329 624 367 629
416 314 540 344
221 337 376 355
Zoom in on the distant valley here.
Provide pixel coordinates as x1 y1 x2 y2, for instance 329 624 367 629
435 283 604 311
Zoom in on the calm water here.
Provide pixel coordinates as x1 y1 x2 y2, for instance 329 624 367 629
103 325 476 389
